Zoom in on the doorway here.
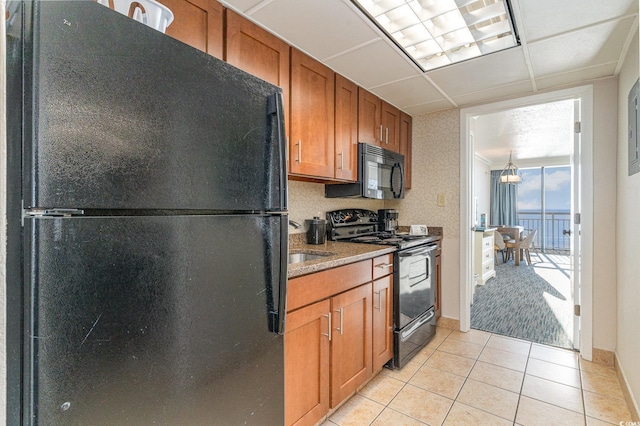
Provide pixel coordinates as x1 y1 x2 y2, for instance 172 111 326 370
459 86 594 360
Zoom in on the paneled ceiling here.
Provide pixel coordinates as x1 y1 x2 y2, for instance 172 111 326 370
220 0 638 116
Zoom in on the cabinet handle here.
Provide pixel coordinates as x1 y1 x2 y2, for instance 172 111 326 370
385 127 389 144
378 124 383 142
374 290 382 311
375 263 393 269
322 312 332 341
337 151 343 170
296 140 301 163
335 308 343 335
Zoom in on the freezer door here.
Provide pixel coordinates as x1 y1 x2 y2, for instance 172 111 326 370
20 1 286 212
24 215 286 425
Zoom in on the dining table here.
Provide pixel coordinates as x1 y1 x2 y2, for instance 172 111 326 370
495 225 525 266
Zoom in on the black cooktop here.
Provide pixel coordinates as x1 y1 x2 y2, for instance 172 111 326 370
326 209 438 249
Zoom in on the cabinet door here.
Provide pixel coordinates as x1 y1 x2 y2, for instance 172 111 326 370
285 300 330 426
381 101 400 152
162 0 223 58
358 88 382 146
225 10 290 136
334 74 358 181
372 275 393 371
290 49 335 178
330 284 372 407
399 112 412 189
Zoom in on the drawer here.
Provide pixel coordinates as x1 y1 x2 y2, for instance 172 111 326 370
372 254 394 280
481 259 494 274
288 259 372 312
482 236 494 250
482 248 494 262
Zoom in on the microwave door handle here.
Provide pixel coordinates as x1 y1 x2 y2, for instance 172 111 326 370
391 162 404 199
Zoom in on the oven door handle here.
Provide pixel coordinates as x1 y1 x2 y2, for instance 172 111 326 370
401 309 435 342
398 245 437 257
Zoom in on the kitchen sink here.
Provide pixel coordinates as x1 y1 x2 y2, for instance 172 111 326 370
288 251 332 264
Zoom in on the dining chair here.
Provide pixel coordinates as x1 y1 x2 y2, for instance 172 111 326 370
506 229 537 265
493 230 508 264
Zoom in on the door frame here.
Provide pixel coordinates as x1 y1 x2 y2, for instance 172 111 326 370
459 85 594 360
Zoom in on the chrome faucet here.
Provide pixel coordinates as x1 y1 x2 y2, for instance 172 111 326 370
289 220 302 229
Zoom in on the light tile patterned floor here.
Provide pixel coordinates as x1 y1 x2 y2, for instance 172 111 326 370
322 327 633 426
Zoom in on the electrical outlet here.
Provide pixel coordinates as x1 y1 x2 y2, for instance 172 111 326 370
437 193 445 207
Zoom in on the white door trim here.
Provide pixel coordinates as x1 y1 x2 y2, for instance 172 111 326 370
459 85 594 360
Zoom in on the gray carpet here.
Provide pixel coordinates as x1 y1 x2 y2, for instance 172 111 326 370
470 251 574 349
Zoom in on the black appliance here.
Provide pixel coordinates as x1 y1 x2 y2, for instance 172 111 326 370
326 209 438 368
378 209 399 233
325 143 405 200
6 2 287 424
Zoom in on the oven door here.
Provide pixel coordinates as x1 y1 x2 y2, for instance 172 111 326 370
395 245 436 329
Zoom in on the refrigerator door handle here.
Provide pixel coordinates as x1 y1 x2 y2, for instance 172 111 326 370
269 214 288 334
268 92 287 211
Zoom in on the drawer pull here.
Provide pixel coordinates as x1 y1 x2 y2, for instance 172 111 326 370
375 263 393 269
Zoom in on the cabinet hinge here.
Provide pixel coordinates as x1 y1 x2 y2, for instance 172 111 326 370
25 208 84 217
574 213 581 225
574 305 581 316
574 121 581 133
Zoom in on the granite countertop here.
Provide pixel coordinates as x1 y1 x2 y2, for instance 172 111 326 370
288 234 395 279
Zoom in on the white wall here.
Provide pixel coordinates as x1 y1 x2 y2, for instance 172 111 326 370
616 27 640 417
473 157 491 226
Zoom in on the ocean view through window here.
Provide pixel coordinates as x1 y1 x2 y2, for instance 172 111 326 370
517 166 571 251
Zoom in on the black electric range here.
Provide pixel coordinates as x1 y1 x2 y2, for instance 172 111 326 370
326 209 438 249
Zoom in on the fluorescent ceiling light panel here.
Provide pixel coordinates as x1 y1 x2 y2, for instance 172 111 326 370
353 0 519 71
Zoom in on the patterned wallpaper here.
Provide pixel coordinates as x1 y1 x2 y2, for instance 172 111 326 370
287 108 461 236
387 109 461 237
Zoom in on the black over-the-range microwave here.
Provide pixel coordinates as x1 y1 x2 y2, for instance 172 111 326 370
325 142 405 200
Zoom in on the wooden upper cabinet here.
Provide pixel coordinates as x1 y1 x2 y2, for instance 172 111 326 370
381 101 400 152
358 88 382 146
290 49 335 178
225 9 290 134
162 0 223 58
334 74 358 182
399 112 412 189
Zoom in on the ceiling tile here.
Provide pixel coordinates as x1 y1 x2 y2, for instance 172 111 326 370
452 81 533 106
246 0 379 61
535 63 618 91
220 0 264 13
371 76 447 110
404 100 457 117
427 47 531 97
325 40 420 89
528 17 635 76
517 0 637 42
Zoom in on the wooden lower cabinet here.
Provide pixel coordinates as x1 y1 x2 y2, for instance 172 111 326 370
330 283 373 407
285 300 330 426
372 275 393 371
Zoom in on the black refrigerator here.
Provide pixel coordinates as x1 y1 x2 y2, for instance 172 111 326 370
6 1 288 424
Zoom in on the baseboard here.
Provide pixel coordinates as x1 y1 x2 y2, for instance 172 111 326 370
592 347 615 367
437 316 460 330
615 352 640 422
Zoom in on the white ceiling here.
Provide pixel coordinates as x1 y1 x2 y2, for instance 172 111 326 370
220 0 638 117
473 99 575 167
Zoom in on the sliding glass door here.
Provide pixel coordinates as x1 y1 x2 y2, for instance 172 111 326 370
517 166 571 252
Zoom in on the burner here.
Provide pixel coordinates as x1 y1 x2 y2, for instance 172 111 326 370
351 235 381 242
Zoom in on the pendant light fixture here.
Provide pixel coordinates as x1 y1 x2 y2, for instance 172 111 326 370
500 151 522 184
